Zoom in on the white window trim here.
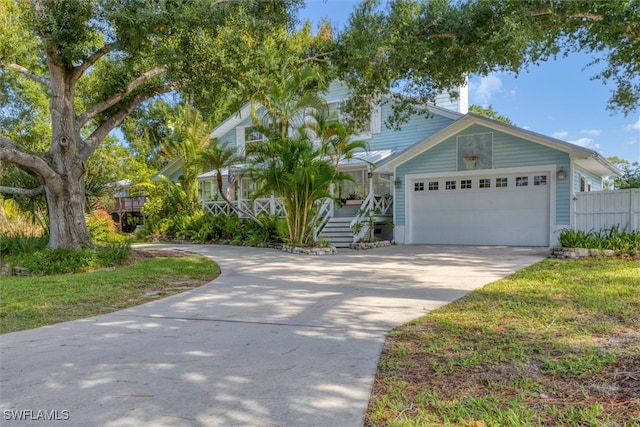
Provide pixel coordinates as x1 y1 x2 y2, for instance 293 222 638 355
324 99 382 139
236 125 267 155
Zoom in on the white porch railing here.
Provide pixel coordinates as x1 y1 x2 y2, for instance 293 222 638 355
350 193 393 243
203 197 286 218
203 193 392 245
202 196 331 223
312 198 335 241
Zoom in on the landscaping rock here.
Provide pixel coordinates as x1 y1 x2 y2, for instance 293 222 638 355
350 240 393 250
280 244 337 255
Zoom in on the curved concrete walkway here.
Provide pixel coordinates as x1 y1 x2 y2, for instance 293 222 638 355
1 244 547 426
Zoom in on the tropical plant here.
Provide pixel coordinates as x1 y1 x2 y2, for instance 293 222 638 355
248 136 351 246
139 177 192 237
199 140 265 225
161 105 214 208
246 63 361 246
557 226 640 255
250 63 327 140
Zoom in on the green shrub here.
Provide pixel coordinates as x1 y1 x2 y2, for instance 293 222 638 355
140 178 195 236
87 209 127 244
557 226 639 254
0 232 48 258
95 243 132 267
244 214 285 245
221 213 244 240
3 239 132 275
21 247 95 274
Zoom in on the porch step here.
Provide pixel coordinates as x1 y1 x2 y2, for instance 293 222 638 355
319 217 353 248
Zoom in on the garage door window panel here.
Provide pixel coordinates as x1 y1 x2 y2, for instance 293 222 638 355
428 181 439 191
516 176 528 187
496 177 508 188
415 182 425 191
461 179 472 189
534 175 547 186
446 180 456 190
480 178 491 188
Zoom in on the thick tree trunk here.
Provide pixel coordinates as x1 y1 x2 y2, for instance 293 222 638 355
45 179 92 250
45 63 93 250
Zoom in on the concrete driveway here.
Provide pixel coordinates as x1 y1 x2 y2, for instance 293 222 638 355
0 244 547 427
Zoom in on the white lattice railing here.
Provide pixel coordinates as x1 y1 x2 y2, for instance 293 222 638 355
312 198 335 241
371 194 393 216
203 197 285 218
350 193 393 243
203 200 235 216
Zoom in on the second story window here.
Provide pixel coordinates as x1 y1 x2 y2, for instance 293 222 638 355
245 127 265 144
237 125 268 156
324 100 379 136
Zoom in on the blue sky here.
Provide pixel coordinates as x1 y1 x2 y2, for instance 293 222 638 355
299 0 640 163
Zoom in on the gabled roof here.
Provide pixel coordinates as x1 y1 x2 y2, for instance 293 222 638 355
376 113 621 177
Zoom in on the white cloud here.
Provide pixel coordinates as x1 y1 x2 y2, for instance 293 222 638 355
580 129 601 136
469 74 503 105
552 130 569 139
570 137 600 150
624 117 640 132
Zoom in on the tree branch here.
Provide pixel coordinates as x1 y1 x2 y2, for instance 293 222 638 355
80 91 160 162
0 134 20 150
72 42 118 81
0 136 60 186
569 13 604 21
77 65 167 127
0 185 45 197
5 63 50 88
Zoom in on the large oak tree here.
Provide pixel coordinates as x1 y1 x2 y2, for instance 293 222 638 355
0 0 301 249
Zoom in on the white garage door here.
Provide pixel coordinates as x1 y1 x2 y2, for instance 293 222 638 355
410 172 550 246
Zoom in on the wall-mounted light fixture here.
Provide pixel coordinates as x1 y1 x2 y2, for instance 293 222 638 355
557 167 566 180
394 179 401 187
367 171 373 179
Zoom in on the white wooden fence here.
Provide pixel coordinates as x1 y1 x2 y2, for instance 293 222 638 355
574 189 640 232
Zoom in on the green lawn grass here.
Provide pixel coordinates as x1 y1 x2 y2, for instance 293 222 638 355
0 255 219 334
365 258 640 426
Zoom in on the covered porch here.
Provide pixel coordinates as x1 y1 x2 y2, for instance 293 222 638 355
197 153 395 247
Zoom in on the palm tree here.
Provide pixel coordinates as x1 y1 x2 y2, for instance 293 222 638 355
248 136 351 246
306 110 369 196
200 140 264 226
250 63 327 140
161 105 212 208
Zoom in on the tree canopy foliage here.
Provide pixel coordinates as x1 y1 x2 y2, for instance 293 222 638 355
335 0 640 126
607 157 640 189
0 0 303 249
469 105 514 125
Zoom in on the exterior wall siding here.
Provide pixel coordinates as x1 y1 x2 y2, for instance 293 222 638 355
222 81 458 162
395 124 572 226
573 165 603 192
324 81 458 155
369 104 456 153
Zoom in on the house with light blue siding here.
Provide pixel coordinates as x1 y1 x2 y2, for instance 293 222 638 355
157 81 619 247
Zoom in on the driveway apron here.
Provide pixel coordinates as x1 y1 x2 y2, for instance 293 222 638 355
0 244 547 426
